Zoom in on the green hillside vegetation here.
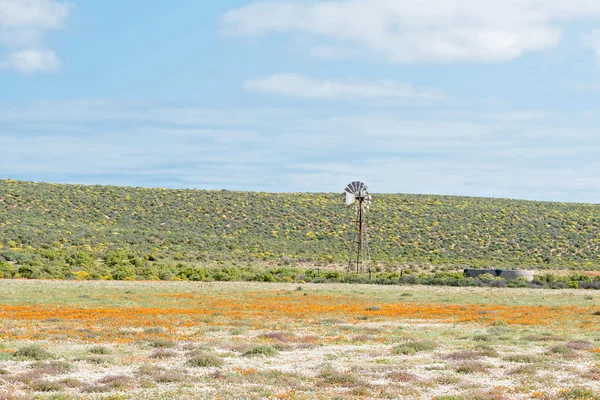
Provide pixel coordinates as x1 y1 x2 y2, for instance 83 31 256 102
1 179 600 282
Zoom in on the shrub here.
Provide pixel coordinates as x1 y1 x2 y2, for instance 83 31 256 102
0 261 16 278
152 371 187 383
392 345 416 355
319 366 362 387
262 332 295 342
30 361 74 374
18 265 34 279
58 378 83 388
549 345 575 356
149 340 175 349
507 365 537 375
111 263 136 281
88 346 112 355
30 380 63 392
503 354 541 363
73 271 89 280
243 345 278 357
477 273 498 282
392 341 436 355
186 353 224 367
443 349 497 360
566 340 593 350
386 371 419 382
149 349 176 359
14 345 54 360
454 361 489 374
100 375 132 388
507 278 529 288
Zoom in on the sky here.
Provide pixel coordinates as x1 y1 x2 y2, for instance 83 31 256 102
1 0 600 202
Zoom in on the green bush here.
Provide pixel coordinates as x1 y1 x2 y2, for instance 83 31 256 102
0 261 16 278
186 353 224 367
14 345 54 360
392 341 436 355
243 345 278 357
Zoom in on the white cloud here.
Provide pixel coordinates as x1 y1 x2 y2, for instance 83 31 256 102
2 99 600 202
222 0 600 64
0 48 59 73
0 0 69 73
0 0 68 28
244 74 446 100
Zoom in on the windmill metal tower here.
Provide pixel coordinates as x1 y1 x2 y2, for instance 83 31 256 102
344 181 372 274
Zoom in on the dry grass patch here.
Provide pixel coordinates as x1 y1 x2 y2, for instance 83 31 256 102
386 370 420 382
435 375 462 385
522 334 565 342
454 361 489 374
318 365 364 387
83 374 134 393
261 331 295 342
565 340 594 350
58 377 84 388
10 370 48 384
29 380 64 392
507 364 537 376
30 361 74 375
581 368 600 381
137 365 188 383
149 349 177 359
443 347 499 361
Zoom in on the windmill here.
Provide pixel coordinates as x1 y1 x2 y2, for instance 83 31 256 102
344 181 372 274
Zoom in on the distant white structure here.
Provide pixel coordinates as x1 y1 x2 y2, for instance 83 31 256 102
463 269 534 282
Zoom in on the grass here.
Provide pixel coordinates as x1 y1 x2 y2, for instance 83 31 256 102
1 280 600 399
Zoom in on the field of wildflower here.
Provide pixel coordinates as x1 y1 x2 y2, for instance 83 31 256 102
0 280 599 399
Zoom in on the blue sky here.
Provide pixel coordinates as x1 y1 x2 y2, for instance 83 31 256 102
2 0 600 202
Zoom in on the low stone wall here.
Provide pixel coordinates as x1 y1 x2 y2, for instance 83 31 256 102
463 268 534 282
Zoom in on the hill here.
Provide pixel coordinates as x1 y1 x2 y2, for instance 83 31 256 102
1 179 600 279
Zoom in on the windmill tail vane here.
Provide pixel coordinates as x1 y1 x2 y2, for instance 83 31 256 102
344 181 372 275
